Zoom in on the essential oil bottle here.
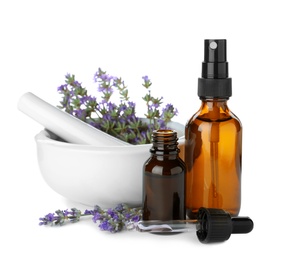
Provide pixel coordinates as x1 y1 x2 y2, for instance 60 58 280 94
142 130 186 221
185 39 242 218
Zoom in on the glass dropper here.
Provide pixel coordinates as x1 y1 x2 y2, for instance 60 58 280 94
137 219 197 233
136 207 253 243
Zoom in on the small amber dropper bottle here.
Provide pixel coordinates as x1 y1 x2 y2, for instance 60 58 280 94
142 130 186 221
185 39 242 218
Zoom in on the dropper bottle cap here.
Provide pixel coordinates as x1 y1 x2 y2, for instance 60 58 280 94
198 39 232 99
196 207 254 243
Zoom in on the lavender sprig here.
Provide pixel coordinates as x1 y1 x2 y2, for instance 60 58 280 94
39 203 142 233
57 69 178 145
39 208 84 226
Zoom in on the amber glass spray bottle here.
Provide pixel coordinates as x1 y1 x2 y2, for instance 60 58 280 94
185 39 242 218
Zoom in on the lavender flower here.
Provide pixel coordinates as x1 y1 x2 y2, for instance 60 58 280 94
161 103 178 124
39 208 83 226
142 75 151 89
39 204 142 233
90 204 142 233
57 69 178 144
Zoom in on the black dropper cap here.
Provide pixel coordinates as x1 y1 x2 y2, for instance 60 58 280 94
198 39 232 99
196 207 254 243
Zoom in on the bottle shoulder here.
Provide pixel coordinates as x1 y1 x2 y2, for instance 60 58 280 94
185 111 242 136
144 156 186 176
187 108 241 125
187 99 242 123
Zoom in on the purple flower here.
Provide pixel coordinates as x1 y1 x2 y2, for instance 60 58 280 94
80 96 88 104
80 95 97 106
162 104 178 119
164 104 177 113
127 101 136 108
73 80 82 88
39 213 56 225
84 209 94 215
88 96 96 103
102 113 112 121
149 102 159 109
118 103 128 113
140 131 147 140
63 209 70 217
46 213 55 221
107 208 116 218
99 220 114 232
39 203 143 232
124 211 141 223
102 74 113 81
125 114 139 124
115 204 125 212
107 102 117 111
131 215 140 222
38 212 65 226
92 212 102 223
89 121 101 129
57 84 67 92
57 69 178 145
74 109 86 120
142 75 150 83
97 84 113 93
94 70 115 85
157 118 167 129
124 213 132 219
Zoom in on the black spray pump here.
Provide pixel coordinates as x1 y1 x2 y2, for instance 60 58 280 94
198 39 232 99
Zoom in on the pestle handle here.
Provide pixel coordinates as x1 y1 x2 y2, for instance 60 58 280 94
18 92 129 146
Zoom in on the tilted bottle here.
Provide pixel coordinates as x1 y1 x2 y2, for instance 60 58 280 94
142 130 186 221
185 39 242 218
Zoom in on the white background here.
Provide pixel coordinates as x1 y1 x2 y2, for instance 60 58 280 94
1 0 306 259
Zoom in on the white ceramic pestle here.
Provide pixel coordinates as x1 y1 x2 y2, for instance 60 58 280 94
18 92 130 146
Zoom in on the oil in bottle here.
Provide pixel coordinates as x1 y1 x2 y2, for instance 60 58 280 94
142 130 186 221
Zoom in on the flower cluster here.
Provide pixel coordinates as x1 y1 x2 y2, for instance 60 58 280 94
57 68 178 145
39 208 82 226
142 76 178 130
39 203 142 233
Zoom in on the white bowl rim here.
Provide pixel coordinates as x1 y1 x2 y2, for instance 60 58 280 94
35 125 185 151
35 129 154 151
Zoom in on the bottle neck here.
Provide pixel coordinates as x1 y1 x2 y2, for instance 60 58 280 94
150 130 179 156
199 98 230 120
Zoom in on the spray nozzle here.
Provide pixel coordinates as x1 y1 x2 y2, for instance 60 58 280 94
205 40 227 63
202 39 228 79
198 39 232 98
